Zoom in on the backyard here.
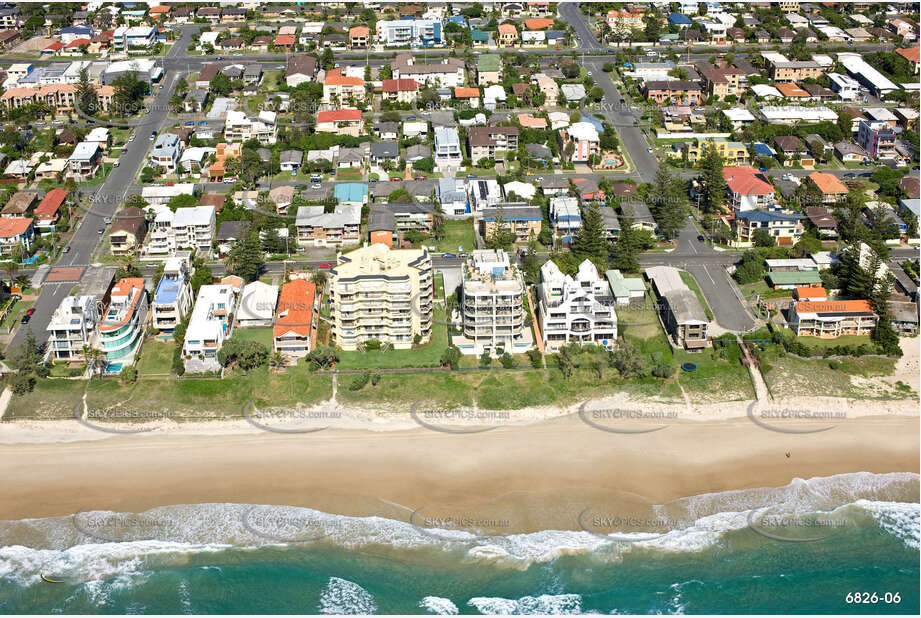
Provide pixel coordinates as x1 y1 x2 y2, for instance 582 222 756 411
335 305 450 370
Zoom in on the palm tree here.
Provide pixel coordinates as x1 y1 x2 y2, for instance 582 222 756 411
82 345 105 375
270 350 287 372
3 259 18 291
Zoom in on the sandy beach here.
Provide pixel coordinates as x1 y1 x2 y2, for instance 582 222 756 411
1 405 917 531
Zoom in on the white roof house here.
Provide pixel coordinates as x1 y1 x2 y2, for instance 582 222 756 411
561 83 587 101
237 281 278 327
183 283 238 371
758 106 839 123
503 181 536 200
141 183 195 205
566 121 600 142
838 52 898 95
751 84 783 98
85 127 110 144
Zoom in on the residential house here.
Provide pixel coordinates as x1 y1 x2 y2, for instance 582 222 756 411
806 172 849 204
774 135 813 166
66 141 101 181
316 109 363 137
606 269 646 305
237 281 278 328
559 122 600 163
2 191 37 218
280 150 303 174
476 54 502 86
834 141 869 163
733 209 805 246
699 66 743 99
467 126 519 161
369 203 436 247
349 25 370 49
0 217 33 255
33 188 67 233
109 207 147 255
497 23 518 47
549 196 582 242
370 141 400 165
433 126 462 171
329 244 433 351
684 137 749 165
285 55 318 87
273 278 317 359
804 206 838 238
149 132 183 173
723 166 775 212
151 256 193 333
538 259 617 352
269 185 295 215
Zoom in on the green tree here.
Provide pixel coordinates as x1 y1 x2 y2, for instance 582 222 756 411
571 205 608 272
698 143 726 212
648 165 688 239
190 265 212 293
74 67 98 118
210 72 233 96
226 232 265 282
111 71 146 117
440 345 461 369
217 339 269 370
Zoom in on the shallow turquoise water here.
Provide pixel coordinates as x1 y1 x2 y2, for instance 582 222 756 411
1 472 918 614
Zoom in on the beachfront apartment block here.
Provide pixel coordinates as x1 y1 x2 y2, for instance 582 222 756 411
152 256 193 333
791 299 878 338
183 283 239 373
273 278 317 359
46 295 100 363
96 278 148 371
329 244 433 351
459 249 528 356
376 20 443 47
645 266 709 350
537 259 617 352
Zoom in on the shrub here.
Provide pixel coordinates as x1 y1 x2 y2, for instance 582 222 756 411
499 352 517 369
364 339 382 351
479 351 492 368
349 371 370 391
652 361 675 379
527 349 542 368
8 372 36 395
120 366 138 383
828 360 842 371
370 372 381 386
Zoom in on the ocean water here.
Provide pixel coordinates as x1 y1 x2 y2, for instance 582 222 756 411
0 472 918 615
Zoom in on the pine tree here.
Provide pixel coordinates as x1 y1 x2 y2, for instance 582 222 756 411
571 205 609 273
649 165 688 239
227 232 265 282
698 144 726 213
74 67 97 118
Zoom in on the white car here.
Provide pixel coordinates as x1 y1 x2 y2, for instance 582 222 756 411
128 134 135 142
114 161 120 167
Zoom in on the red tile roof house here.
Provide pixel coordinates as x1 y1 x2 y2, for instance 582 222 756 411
273 278 317 359
33 188 67 233
722 166 775 212
273 34 296 51
0 217 34 255
315 109 363 137
381 78 419 104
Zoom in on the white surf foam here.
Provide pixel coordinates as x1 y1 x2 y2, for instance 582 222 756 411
467 593 583 615
419 596 459 615
853 500 920 550
318 576 377 615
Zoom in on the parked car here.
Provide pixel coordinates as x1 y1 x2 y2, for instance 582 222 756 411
63 245 71 253
697 235 706 242
843 173 856 178
318 262 333 269
25 307 35 317
20 314 30 324
441 252 456 259
390 177 402 181
98 227 105 234
104 217 112 224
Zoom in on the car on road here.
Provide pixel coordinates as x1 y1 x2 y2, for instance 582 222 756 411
63 246 70 253
406 116 416 121
149 131 156 140
104 217 112 224
114 161 119 167
98 227 105 234
311 183 321 189
859 172 872 178
466 174 478 179
369 177 377 183
216 56 224 60
697 235 706 242
459 253 468 259
843 172 856 178
390 177 402 181
441 253 456 259
20 314 31 325
647 147 653 153
128 134 135 142
318 262 333 269
25 308 35 317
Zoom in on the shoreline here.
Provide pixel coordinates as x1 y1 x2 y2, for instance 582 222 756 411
1 405 917 528
1 392 918 444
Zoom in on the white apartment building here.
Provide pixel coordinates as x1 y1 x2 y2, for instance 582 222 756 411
112 26 156 49
329 244 433 351
224 110 277 145
537 260 617 352
459 249 528 356
143 205 215 260
827 72 860 101
183 283 239 373
433 126 462 171
46 295 100 362
152 256 193 333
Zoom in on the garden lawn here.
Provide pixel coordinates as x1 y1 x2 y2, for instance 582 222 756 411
136 340 175 375
232 327 275 349
434 219 476 254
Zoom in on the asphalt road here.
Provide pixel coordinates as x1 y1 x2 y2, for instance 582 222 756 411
10 30 196 349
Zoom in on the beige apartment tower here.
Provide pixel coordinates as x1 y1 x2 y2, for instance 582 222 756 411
330 244 433 351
